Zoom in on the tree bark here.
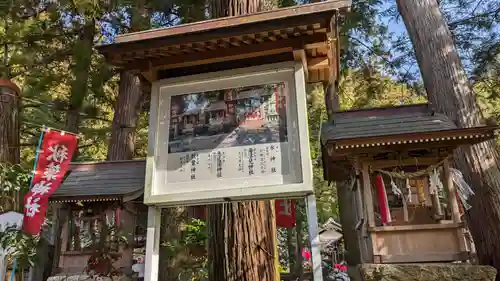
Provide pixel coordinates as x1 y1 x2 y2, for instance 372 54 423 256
209 0 278 18
207 202 277 281
0 83 19 165
0 81 21 211
107 1 152 161
206 2 280 280
107 71 146 160
397 0 500 277
336 181 361 265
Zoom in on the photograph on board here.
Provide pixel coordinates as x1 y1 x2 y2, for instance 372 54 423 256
168 82 288 153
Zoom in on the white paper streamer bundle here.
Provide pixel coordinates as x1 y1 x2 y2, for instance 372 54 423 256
450 168 474 210
429 169 444 195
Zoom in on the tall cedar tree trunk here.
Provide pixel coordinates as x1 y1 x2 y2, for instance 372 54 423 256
107 2 151 161
66 21 94 135
207 2 279 281
107 71 145 160
397 0 500 277
0 83 21 212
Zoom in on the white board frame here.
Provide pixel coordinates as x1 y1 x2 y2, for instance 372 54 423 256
144 62 312 206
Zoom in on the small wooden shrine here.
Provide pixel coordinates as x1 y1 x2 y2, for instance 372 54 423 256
321 103 497 264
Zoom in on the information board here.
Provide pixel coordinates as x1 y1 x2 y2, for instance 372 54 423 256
145 62 312 206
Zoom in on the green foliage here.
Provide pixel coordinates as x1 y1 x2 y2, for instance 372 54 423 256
160 218 208 281
0 164 30 212
0 164 37 269
339 68 426 110
0 164 30 193
161 218 207 256
279 0 296 8
182 218 208 247
306 84 338 223
0 227 40 268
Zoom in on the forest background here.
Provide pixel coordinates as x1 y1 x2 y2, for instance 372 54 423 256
0 0 498 279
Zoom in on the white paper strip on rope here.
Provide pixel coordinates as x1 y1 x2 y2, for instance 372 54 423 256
450 168 475 210
429 169 444 195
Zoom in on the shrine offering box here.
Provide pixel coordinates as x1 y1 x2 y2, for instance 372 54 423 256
144 62 312 206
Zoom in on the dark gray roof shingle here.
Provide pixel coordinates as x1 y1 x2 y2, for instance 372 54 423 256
52 160 146 199
321 104 457 144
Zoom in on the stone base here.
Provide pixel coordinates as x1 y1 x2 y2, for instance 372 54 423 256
357 263 497 281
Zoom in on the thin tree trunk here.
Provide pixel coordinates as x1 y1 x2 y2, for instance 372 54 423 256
206 1 279 280
0 82 21 211
397 0 500 277
336 181 361 265
0 84 19 165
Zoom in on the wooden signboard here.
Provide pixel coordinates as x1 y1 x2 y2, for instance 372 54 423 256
144 62 312 206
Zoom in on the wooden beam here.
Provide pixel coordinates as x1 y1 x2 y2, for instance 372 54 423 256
304 42 327 50
293 49 309 81
307 57 329 70
127 33 326 72
369 222 463 232
364 157 442 169
327 126 497 150
374 252 469 263
323 12 341 116
154 47 290 71
157 52 293 79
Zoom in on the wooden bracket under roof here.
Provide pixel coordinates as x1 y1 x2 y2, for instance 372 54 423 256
97 0 351 83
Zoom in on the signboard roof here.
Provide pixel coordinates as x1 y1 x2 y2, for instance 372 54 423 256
96 0 351 80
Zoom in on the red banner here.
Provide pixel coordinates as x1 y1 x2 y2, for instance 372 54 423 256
23 130 78 235
275 199 296 228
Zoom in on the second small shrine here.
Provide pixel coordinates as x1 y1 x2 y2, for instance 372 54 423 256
321 103 497 264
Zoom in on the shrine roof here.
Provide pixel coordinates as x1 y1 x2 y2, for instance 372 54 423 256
51 160 146 203
322 104 455 142
321 103 497 149
96 0 351 73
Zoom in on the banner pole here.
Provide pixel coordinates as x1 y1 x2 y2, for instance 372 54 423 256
28 126 46 190
9 257 17 281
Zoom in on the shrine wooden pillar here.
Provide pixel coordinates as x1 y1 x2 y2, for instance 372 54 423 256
361 163 375 228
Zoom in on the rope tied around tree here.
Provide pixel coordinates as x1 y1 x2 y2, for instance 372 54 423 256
370 156 451 179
